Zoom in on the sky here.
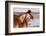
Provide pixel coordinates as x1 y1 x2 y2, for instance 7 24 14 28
13 7 40 13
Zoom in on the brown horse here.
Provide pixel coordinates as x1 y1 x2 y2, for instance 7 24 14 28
14 10 34 28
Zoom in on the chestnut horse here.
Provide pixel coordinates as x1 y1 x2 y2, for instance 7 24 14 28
14 10 34 28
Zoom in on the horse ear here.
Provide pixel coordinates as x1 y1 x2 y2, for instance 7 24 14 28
27 10 31 13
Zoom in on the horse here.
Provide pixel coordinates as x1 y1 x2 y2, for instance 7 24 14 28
14 10 34 28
